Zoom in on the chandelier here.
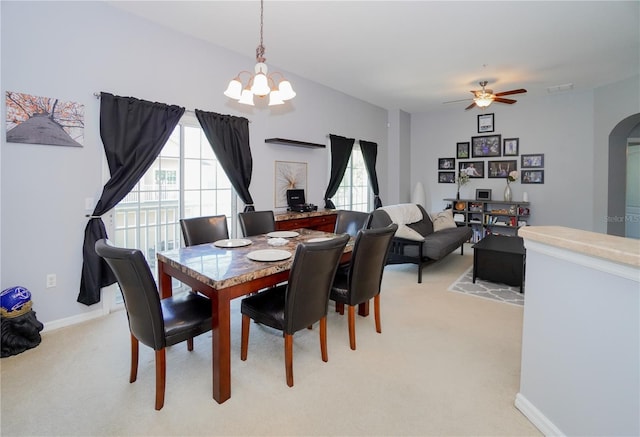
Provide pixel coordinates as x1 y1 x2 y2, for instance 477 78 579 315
224 0 296 106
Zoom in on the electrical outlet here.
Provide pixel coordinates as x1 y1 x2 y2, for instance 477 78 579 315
46 274 57 288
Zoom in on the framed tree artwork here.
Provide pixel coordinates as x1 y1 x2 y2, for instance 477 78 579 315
274 161 307 207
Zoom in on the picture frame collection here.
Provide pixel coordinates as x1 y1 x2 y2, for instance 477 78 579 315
439 113 545 185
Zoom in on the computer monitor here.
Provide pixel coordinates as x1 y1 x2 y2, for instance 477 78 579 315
286 189 305 206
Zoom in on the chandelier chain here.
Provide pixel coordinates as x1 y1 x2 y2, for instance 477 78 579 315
256 0 266 62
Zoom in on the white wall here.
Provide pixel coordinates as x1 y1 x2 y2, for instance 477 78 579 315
0 1 387 325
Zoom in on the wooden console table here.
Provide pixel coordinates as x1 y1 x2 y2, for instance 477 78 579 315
274 210 337 232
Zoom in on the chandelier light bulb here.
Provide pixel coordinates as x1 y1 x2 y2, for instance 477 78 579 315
268 89 284 106
238 88 255 106
223 78 242 100
278 80 296 100
251 72 270 97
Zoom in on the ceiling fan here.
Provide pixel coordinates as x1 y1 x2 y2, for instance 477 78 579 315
445 81 527 110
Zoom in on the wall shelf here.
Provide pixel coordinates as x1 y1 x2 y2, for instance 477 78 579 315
265 138 325 149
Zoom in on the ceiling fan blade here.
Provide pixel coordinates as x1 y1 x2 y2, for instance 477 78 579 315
495 88 527 97
493 97 517 104
443 98 473 104
465 102 477 110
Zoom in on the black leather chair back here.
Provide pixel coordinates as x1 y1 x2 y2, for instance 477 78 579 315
347 224 398 306
95 239 165 350
285 234 349 334
238 210 276 237
180 215 229 246
334 210 371 237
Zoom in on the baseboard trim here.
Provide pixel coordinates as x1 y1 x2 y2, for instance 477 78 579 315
42 307 109 333
515 393 564 436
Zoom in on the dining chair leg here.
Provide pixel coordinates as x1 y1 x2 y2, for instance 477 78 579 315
155 349 166 411
336 302 345 315
241 314 250 361
319 316 328 362
374 294 382 333
187 338 194 351
348 305 357 350
130 334 139 383
284 334 294 387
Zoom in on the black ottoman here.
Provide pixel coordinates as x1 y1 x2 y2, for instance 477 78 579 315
473 234 526 293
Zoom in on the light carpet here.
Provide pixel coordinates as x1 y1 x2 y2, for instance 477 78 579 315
448 266 524 306
1 248 540 436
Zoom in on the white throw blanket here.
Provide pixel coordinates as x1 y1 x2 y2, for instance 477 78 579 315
380 203 424 241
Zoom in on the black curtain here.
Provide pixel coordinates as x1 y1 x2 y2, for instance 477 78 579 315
323 134 354 209
77 92 185 305
195 110 254 212
359 140 383 209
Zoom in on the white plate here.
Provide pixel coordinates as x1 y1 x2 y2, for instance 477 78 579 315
307 237 334 243
246 249 292 262
266 231 299 238
213 238 252 248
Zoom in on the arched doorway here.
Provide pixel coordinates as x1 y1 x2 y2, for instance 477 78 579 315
607 113 640 237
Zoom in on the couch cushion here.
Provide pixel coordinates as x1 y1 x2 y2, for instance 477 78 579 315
430 209 457 232
402 226 472 260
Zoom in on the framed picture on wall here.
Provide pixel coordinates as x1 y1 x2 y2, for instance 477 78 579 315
477 113 494 133
488 160 518 178
521 153 544 168
458 161 484 178
471 134 502 157
522 170 545 184
503 138 519 156
274 161 307 207
438 171 455 183
438 157 455 170
456 142 470 159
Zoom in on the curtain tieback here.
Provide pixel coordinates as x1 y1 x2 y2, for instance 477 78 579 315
85 215 102 219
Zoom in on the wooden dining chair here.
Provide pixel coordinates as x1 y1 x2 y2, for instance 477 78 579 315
180 214 229 246
240 234 350 387
238 210 275 237
95 239 212 410
330 224 397 350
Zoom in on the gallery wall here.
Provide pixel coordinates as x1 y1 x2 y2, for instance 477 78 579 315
410 76 639 232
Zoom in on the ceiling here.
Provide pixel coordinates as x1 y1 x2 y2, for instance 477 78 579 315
108 1 639 113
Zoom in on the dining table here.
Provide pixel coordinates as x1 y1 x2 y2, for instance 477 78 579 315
156 228 358 404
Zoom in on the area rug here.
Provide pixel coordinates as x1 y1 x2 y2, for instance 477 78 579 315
448 266 524 306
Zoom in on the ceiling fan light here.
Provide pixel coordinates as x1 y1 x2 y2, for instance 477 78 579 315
475 97 493 108
223 78 243 100
278 80 296 100
238 88 255 106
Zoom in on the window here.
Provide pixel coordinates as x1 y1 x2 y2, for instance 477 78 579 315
112 117 237 277
332 143 371 212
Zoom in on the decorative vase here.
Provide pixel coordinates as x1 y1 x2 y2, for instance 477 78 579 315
504 182 512 202
456 190 460 200
411 181 425 206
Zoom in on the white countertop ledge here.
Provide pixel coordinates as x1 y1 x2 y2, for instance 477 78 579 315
519 226 640 268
